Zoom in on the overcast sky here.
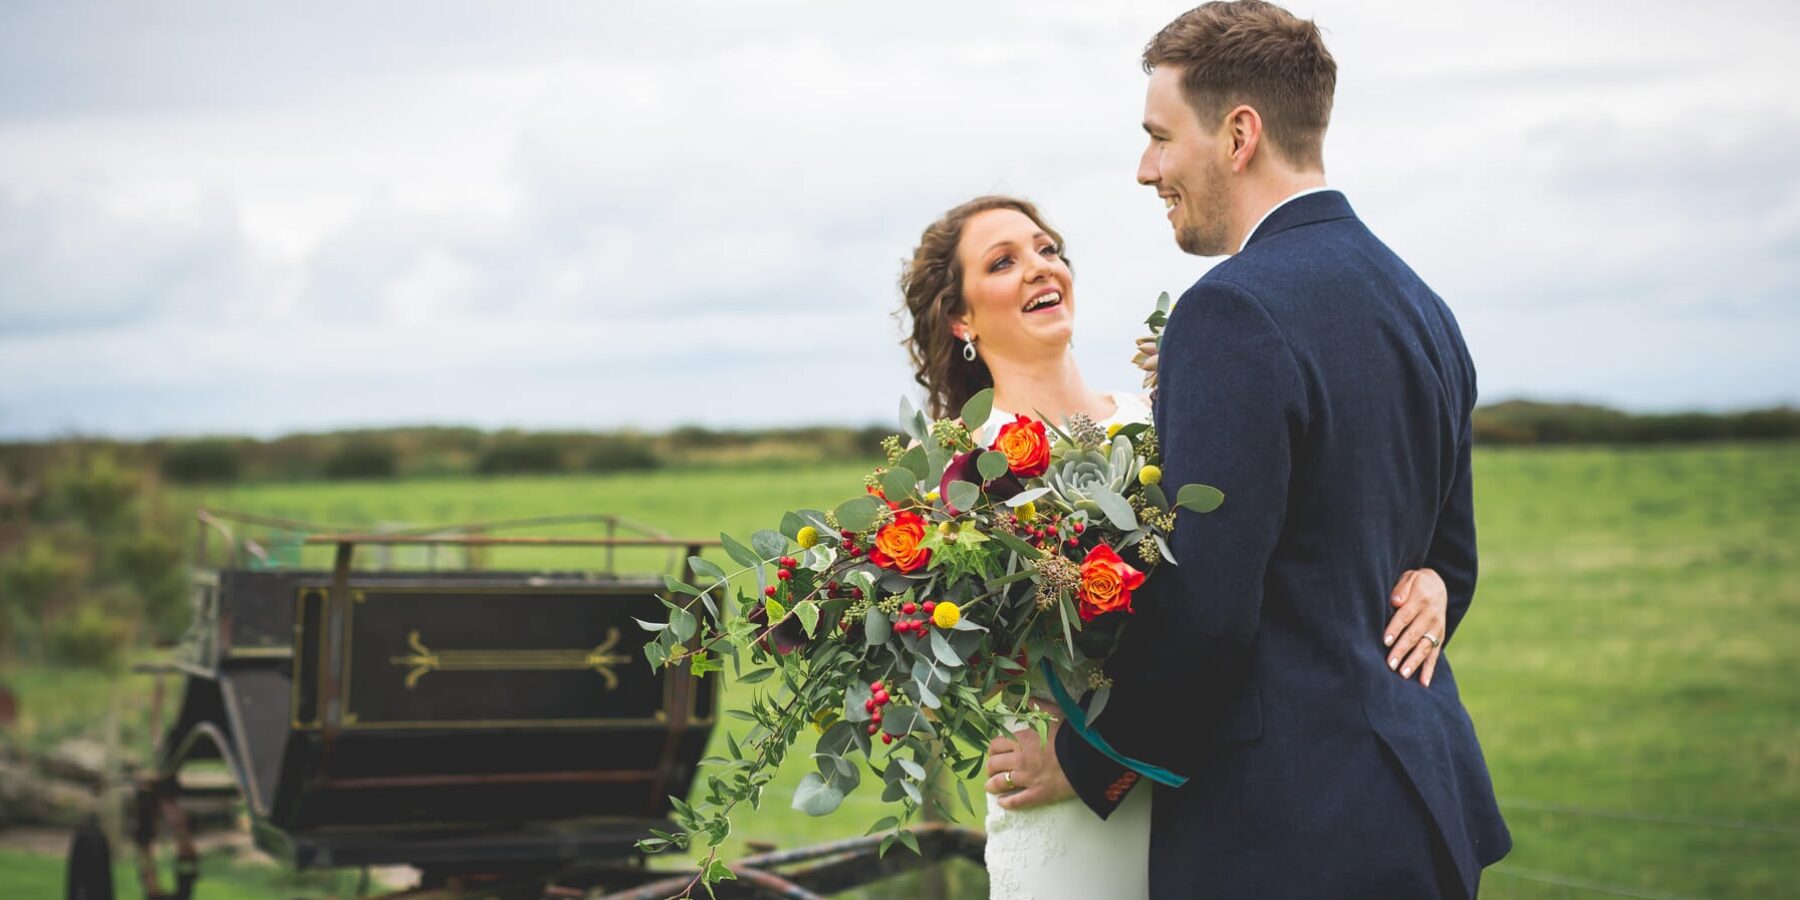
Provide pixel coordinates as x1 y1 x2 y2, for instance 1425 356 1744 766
1 0 1795 439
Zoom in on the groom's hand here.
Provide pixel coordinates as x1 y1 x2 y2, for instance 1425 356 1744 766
984 721 1076 811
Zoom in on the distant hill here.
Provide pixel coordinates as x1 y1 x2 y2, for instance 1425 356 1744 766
1 403 1794 486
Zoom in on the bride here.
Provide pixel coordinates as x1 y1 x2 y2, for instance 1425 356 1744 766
896 195 1452 899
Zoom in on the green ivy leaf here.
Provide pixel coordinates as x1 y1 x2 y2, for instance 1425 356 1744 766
795 600 821 637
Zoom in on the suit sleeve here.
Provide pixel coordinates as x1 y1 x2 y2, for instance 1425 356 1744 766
1424 397 1478 644
1057 278 1306 817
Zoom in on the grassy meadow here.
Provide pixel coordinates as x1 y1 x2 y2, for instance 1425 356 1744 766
3 443 1796 898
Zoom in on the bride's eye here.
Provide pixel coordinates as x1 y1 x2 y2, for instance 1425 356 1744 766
1040 244 1060 258
988 254 1013 273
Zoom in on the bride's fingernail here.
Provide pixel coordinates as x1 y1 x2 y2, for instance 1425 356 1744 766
1384 634 1394 646
1401 666 1413 677
1388 657 1398 669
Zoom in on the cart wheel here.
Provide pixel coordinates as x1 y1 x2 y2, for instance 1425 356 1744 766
65 816 116 900
131 779 199 900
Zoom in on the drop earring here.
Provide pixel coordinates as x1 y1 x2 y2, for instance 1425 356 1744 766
962 336 978 361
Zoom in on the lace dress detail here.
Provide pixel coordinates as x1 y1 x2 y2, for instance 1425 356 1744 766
981 391 1155 900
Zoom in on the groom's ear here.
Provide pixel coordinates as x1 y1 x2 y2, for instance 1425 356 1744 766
1224 104 1263 174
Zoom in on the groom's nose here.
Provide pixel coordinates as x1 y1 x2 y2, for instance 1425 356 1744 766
1137 142 1160 186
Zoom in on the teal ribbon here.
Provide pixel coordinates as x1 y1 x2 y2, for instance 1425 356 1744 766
1042 659 1188 787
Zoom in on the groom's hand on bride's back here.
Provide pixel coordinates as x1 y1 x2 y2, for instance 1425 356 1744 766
1384 567 1449 687
984 723 1077 811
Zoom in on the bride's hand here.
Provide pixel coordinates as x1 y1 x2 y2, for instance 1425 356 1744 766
1384 568 1448 687
1132 335 1159 390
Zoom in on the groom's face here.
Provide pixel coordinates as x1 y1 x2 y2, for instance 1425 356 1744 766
1139 65 1232 256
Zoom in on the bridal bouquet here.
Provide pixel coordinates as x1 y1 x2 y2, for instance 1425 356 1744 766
637 337 1217 891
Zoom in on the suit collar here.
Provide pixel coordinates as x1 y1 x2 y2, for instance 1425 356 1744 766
1241 189 1356 251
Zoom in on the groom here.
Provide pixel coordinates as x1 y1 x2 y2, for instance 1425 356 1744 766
987 3 1511 897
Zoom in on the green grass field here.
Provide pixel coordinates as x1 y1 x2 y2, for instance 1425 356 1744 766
4 443 1796 898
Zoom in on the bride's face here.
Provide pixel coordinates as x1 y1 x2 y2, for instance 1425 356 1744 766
953 208 1074 363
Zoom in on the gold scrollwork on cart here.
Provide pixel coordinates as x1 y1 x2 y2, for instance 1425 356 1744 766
389 628 633 690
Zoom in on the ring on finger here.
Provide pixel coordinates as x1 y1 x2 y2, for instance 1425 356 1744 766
1423 633 1440 648
1004 771 1015 789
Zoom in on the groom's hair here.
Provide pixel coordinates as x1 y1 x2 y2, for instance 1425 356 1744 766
1145 1 1335 170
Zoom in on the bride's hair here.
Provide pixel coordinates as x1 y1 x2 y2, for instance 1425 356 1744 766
897 195 1069 419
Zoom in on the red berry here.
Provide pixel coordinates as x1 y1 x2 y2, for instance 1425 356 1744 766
841 529 855 539
871 710 883 723
827 580 840 592
868 723 880 735
870 680 884 692
850 588 864 599
849 547 864 557
764 585 777 597
1067 537 1078 546
901 602 917 615
781 556 798 568
1073 522 1085 534
777 568 792 580
881 732 894 745
865 698 877 712
874 690 889 705
923 601 937 614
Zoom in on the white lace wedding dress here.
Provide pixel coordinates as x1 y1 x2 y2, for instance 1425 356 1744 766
979 391 1154 900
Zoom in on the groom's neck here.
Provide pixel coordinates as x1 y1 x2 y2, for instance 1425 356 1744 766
1228 169 1327 255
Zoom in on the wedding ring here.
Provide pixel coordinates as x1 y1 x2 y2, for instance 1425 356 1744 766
1423 633 1440 648
1004 771 1015 789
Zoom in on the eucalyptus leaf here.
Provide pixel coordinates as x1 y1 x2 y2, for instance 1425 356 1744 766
1086 683 1112 723
778 511 806 540
989 528 1041 560
897 445 930 481
896 758 927 780
663 574 703 597
1092 489 1140 531
835 496 882 533
1176 483 1226 513
633 617 669 633
1005 487 1052 507
960 388 994 432
880 467 917 502
751 529 787 560
689 556 728 586
1143 483 1170 511
792 772 845 817
947 480 980 513
720 532 761 569
976 449 1010 482
929 628 964 668
863 607 892 647
669 606 697 642
1155 532 1177 565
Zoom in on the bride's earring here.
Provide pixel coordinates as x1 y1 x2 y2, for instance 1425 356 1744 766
962 336 978 362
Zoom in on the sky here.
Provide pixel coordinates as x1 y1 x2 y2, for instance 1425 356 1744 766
1 0 1796 439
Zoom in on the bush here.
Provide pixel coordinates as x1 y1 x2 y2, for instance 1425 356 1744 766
477 436 567 475
44 601 132 671
585 438 661 472
103 531 188 642
46 454 139 532
160 439 241 483
322 441 399 479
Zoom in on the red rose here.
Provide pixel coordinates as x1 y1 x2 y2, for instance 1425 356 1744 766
868 509 931 573
991 414 1051 478
1077 544 1145 622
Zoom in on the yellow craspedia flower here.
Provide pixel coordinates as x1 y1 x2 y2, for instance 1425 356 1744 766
925 490 940 502
932 601 961 629
796 525 820 549
1106 423 1122 439
1138 465 1162 486
811 708 840 734
1016 501 1039 523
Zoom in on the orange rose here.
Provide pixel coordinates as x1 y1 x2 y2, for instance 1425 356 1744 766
1077 544 1145 622
869 509 932 573
991 414 1051 478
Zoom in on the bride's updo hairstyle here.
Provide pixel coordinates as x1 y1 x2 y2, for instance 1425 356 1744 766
898 195 1069 419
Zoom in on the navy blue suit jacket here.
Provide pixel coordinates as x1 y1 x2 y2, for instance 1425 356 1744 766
1055 191 1510 898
